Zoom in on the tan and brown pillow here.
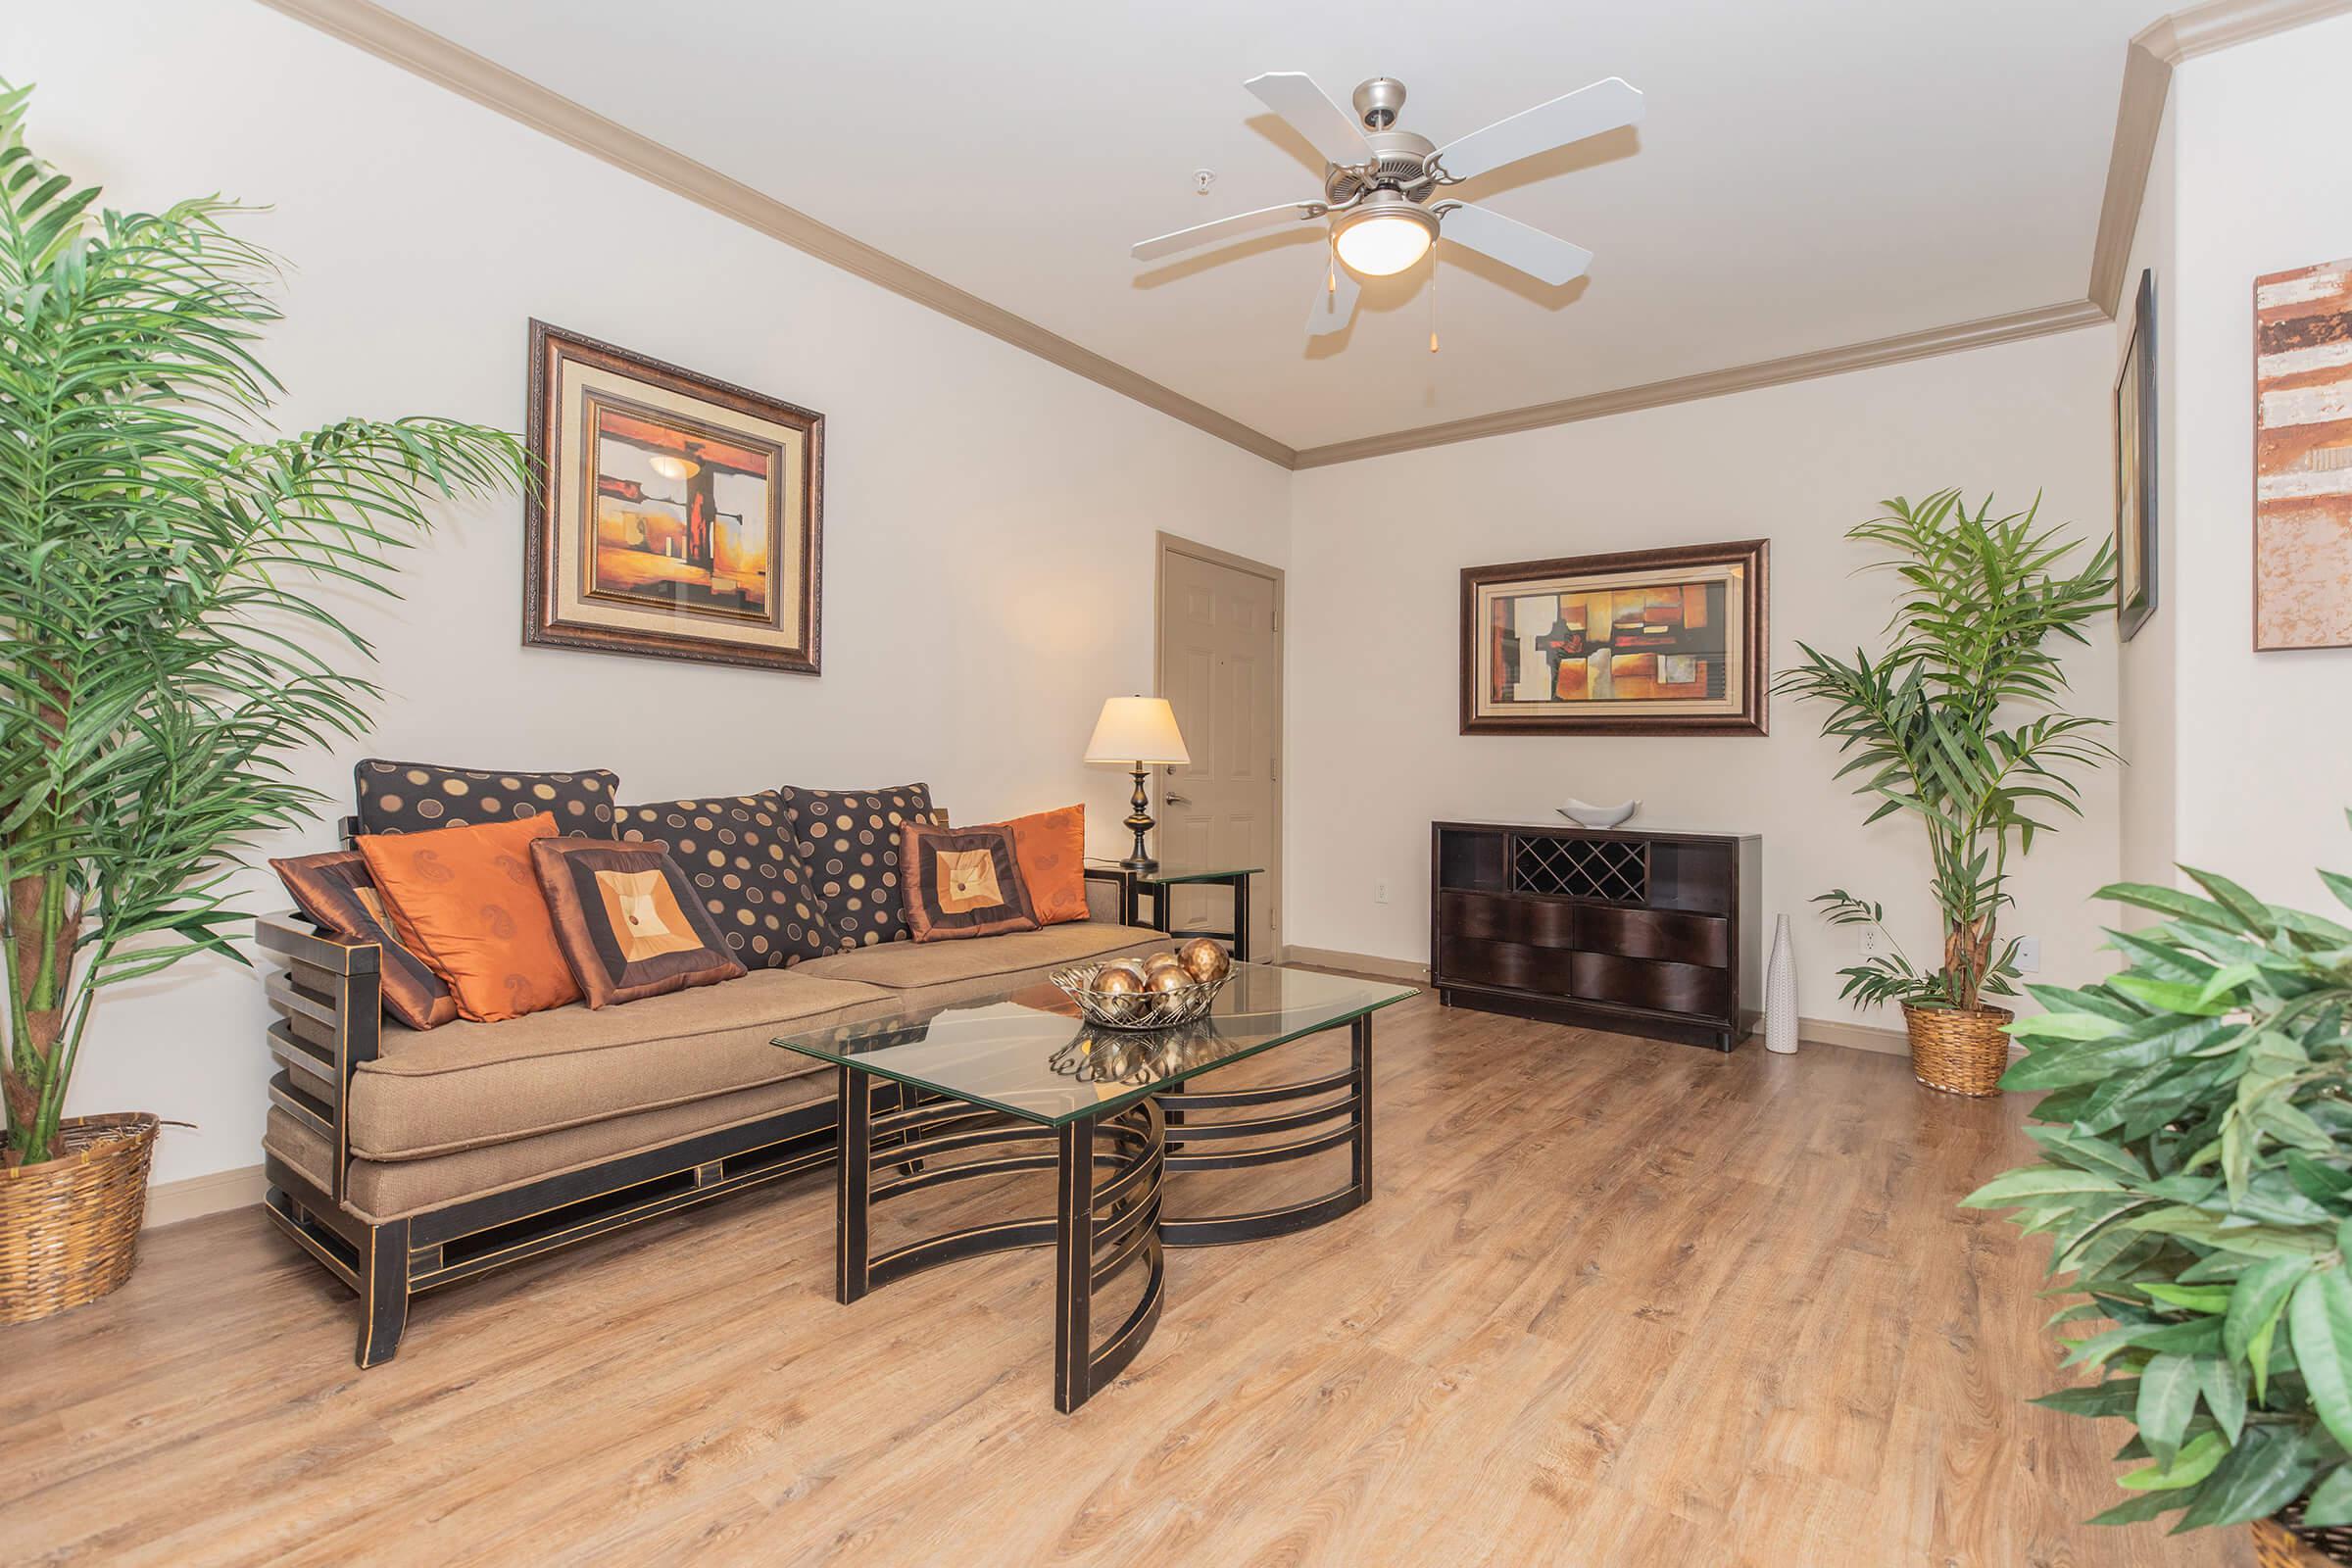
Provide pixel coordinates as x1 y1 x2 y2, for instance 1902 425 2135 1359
901 821 1038 943
356 816 580 1023
529 839 745 1008
270 850 458 1031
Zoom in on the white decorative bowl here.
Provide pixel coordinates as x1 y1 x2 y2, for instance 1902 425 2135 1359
1559 798 1640 829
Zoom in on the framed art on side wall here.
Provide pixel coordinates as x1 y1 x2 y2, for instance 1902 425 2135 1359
2115 269 2157 642
1460 539 1769 736
523 320 823 672
2254 258 2352 650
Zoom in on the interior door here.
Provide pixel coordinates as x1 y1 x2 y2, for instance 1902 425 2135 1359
1155 538 1282 951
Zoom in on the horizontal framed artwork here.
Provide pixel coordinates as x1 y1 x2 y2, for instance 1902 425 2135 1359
1460 539 1769 736
524 320 823 673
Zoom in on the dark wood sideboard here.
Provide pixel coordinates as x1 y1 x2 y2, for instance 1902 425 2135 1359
1429 821 1762 1052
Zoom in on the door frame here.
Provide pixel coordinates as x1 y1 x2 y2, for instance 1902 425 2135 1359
1153 531 1285 956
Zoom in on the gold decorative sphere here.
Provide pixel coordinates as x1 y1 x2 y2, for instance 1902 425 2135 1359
1142 952 1185 976
1145 964 1193 995
1095 963 1145 998
1179 936 1231 984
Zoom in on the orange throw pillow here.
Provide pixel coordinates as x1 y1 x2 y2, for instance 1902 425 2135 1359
1001 806 1089 925
358 816 582 1022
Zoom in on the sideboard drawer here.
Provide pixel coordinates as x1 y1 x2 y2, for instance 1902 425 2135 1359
1438 890 1577 949
1576 906 1731 968
1438 936 1577 995
1571 952 1731 1019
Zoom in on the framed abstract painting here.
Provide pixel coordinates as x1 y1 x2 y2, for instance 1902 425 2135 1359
2115 269 2157 642
2254 258 2352 650
523 320 823 673
1460 539 1769 736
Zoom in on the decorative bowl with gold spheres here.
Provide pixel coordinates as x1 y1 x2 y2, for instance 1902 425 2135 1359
1052 950 1235 1030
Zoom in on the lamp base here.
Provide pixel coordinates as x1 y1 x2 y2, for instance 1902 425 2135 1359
1122 766 1156 874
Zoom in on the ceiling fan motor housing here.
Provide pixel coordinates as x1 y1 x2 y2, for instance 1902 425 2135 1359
1325 77 1436 205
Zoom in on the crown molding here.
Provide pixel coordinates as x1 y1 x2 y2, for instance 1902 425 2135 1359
1288 299 2109 468
250 0 1298 469
2088 0 2352 317
254 0 2346 476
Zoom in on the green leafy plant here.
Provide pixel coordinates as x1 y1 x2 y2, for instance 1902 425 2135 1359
1964 840 2352 1536
1775 490 2116 1012
0 82 523 1166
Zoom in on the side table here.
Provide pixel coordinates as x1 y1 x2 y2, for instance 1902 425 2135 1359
1083 860 1261 961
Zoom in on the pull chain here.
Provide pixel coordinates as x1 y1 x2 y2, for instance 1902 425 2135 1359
1428 243 1441 354
1328 248 1337 295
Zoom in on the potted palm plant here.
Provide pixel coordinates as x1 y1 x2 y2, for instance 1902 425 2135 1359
0 82 522 1321
1965 842 2352 1565
1775 490 2115 1095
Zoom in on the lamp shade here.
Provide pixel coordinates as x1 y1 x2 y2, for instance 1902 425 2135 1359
1083 696 1190 766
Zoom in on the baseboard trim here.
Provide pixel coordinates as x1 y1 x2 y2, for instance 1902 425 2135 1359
1279 946 1431 984
144 1164 268 1229
1796 1015 1911 1057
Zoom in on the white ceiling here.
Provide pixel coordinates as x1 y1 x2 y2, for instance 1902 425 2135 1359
375 0 2161 453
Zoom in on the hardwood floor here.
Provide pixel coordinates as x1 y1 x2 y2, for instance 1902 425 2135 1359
0 987 2253 1566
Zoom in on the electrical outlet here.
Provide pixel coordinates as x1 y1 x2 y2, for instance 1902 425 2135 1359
2014 936 2041 974
1858 926 1886 959
1375 880 1391 905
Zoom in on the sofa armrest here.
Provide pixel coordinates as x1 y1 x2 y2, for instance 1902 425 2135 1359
256 913 383 1208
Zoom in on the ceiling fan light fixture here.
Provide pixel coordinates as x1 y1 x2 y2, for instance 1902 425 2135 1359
1333 200 1436 277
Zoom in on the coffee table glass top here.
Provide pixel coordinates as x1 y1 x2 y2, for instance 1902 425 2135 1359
1085 858 1265 887
771 961 1415 1127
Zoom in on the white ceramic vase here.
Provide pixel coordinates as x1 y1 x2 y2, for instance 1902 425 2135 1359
1765 913 1798 1054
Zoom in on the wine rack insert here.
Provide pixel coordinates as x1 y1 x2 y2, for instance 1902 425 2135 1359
1511 833 1649 904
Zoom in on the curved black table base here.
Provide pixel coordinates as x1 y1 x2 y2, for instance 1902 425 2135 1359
831 1013 1373 1412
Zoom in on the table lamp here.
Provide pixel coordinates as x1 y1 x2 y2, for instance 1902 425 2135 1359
1084 696 1191 871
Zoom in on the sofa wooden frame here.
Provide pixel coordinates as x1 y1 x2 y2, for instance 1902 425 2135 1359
257 912 842 1367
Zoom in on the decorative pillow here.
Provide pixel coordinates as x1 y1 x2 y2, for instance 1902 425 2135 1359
354 759 619 838
779 783 934 950
998 805 1089 925
356 816 581 1023
901 821 1039 943
613 792 834 969
269 850 458 1031
529 839 746 1008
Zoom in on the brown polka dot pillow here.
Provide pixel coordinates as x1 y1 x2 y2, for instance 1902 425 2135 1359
354 759 618 838
614 792 834 968
778 783 935 949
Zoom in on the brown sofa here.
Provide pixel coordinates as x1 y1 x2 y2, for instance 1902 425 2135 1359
260 895 1165 1366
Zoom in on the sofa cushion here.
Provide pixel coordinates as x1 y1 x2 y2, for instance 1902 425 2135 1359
902 821 1038 943
779 783 933 950
346 968 891 1159
269 850 458 1031
359 816 581 1023
531 838 745 1008
793 921 1165 990
355 758 619 837
614 791 834 968
1001 805 1089 925
269 1072 835 1221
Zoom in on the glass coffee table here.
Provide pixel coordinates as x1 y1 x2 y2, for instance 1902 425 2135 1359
772 962 1416 1411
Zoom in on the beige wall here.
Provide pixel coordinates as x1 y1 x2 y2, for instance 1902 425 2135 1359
1284 328 2124 1030
2114 93 2180 903
22 1 1293 1186
2157 15 2352 906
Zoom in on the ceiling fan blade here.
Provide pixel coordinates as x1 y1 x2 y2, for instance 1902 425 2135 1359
1432 77 1643 183
1244 72 1375 169
1439 203 1594 286
1306 252 1360 337
1131 202 1323 262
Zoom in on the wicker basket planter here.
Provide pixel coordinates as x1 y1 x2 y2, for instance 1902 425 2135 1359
1902 1003 2013 1097
0 1112 160 1324
2256 1501 2352 1567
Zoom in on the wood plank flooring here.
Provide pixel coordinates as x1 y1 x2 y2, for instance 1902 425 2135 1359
0 986 2254 1566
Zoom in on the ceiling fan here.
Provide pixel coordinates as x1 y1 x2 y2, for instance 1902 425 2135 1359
1131 72 1642 338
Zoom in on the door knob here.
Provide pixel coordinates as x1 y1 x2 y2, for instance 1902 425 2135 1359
1164 793 1191 806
